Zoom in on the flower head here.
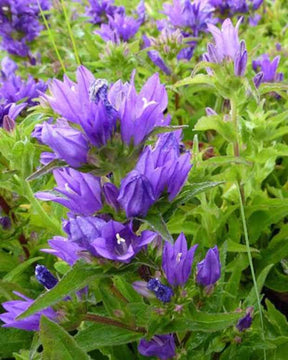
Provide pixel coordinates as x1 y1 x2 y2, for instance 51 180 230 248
0 292 56 331
162 233 198 287
147 278 174 303
252 54 283 87
196 246 221 287
236 307 253 332
35 168 102 216
138 334 176 360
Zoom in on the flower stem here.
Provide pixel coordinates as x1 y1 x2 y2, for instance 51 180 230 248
37 0 66 73
237 184 266 360
84 313 146 334
59 0 81 65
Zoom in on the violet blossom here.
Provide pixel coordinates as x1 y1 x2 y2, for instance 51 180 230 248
0 291 56 331
196 246 221 287
35 168 102 216
162 233 198 287
252 54 283 87
138 334 176 360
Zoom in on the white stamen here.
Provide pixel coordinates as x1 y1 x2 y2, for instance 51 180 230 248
64 183 77 195
142 97 156 110
176 252 182 263
116 233 126 245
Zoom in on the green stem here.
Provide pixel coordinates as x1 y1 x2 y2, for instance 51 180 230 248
84 313 146 334
60 0 81 65
37 0 66 73
237 184 266 360
23 180 62 234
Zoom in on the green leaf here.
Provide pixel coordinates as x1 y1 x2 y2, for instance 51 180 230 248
3 256 43 282
0 327 33 358
163 181 224 221
160 308 242 333
75 323 142 352
245 264 274 307
26 159 67 181
18 261 122 319
40 316 90 360
173 74 216 88
139 211 173 243
194 115 236 142
226 240 259 253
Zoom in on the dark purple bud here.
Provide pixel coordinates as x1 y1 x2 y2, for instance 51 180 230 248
206 107 217 116
2 115 15 132
234 40 247 77
253 72 264 88
147 279 174 303
0 216 11 230
147 50 172 75
35 265 58 290
118 170 155 218
103 182 120 211
196 246 221 287
138 334 176 360
236 307 253 332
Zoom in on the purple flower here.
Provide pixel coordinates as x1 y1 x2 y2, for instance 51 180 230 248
63 215 106 255
236 307 253 332
0 291 56 331
252 54 283 87
1 56 17 79
163 0 214 36
138 334 176 360
0 216 11 229
147 50 172 76
35 265 58 290
86 0 124 25
35 168 102 216
0 73 47 106
38 121 89 167
41 236 81 266
162 233 198 287
114 73 169 145
118 170 155 218
147 278 174 303
136 132 191 201
0 0 51 57
96 13 140 43
0 103 26 128
204 18 247 77
90 220 156 262
103 182 120 211
196 246 221 287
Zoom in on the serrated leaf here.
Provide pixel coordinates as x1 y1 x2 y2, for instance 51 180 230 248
0 327 33 358
3 256 43 282
40 316 90 360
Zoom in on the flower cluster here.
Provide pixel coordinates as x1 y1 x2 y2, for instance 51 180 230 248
89 0 144 43
0 0 51 57
203 18 248 77
209 0 263 22
252 54 283 88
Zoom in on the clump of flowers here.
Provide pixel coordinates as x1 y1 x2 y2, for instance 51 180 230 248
0 0 51 57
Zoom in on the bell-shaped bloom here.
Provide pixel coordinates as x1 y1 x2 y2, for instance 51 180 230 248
0 74 47 106
236 307 253 332
63 215 106 255
112 73 170 145
196 246 221 287
0 103 26 127
39 121 89 167
147 278 174 303
162 233 198 287
41 236 81 266
96 13 140 43
118 170 155 218
204 18 247 77
252 54 283 87
138 334 176 360
35 265 58 290
103 182 120 211
90 220 156 262
136 132 191 201
35 168 102 216
163 0 214 35
0 292 57 331
86 0 124 25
